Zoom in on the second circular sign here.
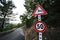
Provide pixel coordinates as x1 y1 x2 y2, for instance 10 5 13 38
34 21 47 32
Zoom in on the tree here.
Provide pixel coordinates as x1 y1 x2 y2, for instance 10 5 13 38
20 11 36 28
23 0 60 40
0 0 16 32
22 0 60 27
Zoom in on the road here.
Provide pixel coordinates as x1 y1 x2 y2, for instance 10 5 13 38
0 27 25 40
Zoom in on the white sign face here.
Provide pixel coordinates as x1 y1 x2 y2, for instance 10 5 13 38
36 23 44 31
36 7 44 14
34 21 46 32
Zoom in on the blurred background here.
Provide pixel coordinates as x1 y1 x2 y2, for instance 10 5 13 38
0 0 60 40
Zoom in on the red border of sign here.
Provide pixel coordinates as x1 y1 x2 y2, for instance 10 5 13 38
32 4 47 16
34 21 47 32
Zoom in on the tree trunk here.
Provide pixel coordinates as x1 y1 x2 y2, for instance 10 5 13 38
1 14 6 32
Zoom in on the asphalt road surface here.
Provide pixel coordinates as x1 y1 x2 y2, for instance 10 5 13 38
0 27 25 40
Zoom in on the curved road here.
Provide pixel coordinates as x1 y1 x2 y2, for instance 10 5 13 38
0 27 25 40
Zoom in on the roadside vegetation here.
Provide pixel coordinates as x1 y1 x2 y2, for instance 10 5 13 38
0 23 22 32
20 0 60 40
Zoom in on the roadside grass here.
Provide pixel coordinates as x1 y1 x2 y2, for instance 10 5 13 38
3 24 17 31
2 23 22 32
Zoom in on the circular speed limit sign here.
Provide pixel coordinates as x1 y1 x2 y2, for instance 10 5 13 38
34 21 47 32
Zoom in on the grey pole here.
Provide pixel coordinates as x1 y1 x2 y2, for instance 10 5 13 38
38 15 42 40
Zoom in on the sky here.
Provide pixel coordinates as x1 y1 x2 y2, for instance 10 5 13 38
10 0 26 24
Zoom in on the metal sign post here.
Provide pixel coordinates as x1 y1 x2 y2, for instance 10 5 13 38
39 32 42 40
38 15 42 40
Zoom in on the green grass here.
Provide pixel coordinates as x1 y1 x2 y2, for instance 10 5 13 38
3 23 22 31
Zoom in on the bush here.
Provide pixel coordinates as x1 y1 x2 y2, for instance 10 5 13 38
3 24 17 31
1 23 23 31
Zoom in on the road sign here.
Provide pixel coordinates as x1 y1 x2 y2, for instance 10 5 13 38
32 4 47 16
34 21 47 32
32 4 48 40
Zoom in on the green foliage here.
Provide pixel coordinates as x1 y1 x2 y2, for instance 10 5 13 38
16 23 22 28
24 0 60 40
0 0 16 31
26 17 35 28
3 24 17 31
0 0 15 15
3 23 22 31
20 13 36 28
23 0 60 27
